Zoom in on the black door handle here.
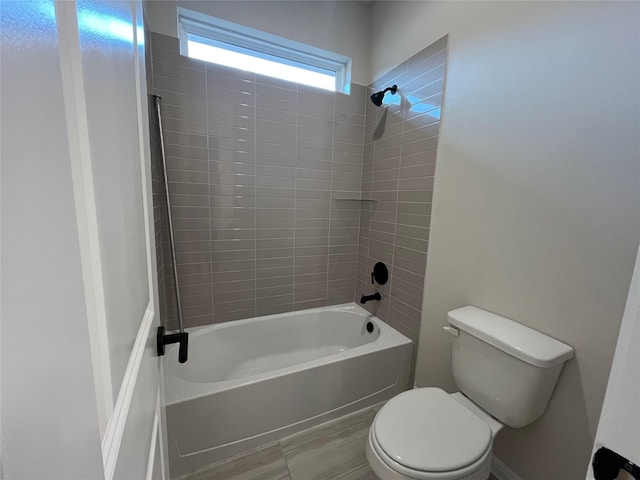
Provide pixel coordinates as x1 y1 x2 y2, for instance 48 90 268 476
593 446 640 480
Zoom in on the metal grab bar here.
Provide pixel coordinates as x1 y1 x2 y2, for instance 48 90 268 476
152 95 184 335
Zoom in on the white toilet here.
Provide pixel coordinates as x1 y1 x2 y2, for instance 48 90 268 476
366 306 574 480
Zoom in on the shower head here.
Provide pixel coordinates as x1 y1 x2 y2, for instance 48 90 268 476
370 84 398 106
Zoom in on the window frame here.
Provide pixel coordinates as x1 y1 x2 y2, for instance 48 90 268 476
177 7 352 94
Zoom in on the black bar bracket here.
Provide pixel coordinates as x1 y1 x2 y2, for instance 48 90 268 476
157 326 189 363
593 446 640 480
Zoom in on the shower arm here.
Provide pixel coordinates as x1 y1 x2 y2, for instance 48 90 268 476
370 84 398 106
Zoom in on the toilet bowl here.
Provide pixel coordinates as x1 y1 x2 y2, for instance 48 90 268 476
366 388 501 480
365 306 574 480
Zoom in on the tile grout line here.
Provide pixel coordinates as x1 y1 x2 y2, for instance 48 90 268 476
292 84 299 308
253 72 258 318
388 64 407 321
278 439 295 480
205 63 214 327
327 90 336 307
353 86 366 304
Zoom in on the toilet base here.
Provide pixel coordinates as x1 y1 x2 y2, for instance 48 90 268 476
366 427 493 480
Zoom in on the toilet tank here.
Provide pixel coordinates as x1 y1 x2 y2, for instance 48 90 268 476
447 307 573 428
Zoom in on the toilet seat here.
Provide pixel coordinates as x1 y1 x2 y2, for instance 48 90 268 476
368 388 493 480
368 426 492 480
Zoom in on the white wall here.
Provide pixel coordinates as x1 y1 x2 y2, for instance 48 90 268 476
370 2 640 479
1 1 104 477
143 0 372 86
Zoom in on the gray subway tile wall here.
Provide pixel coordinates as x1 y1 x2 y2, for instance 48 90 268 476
149 32 365 327
356 36 448 376
148 30 448 376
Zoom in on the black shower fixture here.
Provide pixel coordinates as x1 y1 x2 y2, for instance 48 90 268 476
370 84 398 106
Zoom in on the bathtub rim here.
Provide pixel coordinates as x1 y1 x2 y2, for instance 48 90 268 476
170 302 387 338
163 302 412 405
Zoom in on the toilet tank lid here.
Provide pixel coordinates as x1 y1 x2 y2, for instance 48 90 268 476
448 306 574 368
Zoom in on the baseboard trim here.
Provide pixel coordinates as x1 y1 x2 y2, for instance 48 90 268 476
492 455 523 480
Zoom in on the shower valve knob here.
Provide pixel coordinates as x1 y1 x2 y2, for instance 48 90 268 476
371 262 389 285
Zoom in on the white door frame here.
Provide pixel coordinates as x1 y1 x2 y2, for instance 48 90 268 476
586 239 640 479
56 1 166 478
56 0 115 434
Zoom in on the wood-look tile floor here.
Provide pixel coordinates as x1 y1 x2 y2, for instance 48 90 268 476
179 403 500 480
179 405 380 480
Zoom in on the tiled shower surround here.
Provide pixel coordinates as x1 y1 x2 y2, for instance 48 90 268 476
149 32 365 328
357 36 448 360
149 31 448 352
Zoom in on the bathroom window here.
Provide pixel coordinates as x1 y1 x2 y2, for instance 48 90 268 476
177 8 352 93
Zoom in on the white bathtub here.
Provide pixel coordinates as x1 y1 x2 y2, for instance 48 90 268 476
164 303 412 478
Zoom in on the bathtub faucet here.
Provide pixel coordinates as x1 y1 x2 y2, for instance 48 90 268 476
360 292 382 304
